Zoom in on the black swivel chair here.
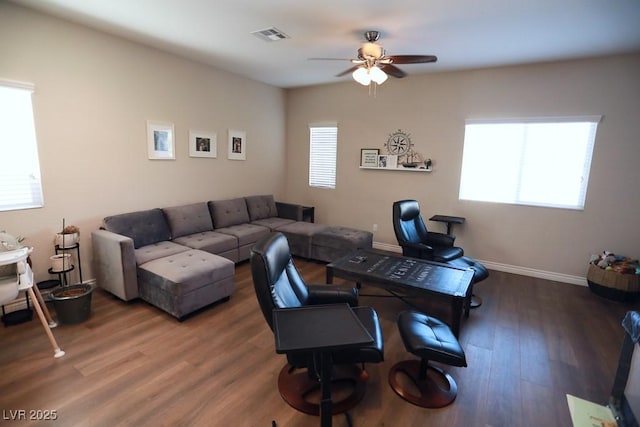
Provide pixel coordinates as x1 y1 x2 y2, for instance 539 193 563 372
392 199 489 308
250 232 384 417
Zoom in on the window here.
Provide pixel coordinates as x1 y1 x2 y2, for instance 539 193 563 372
459 117 600 210
0 80 44 211
309 123 337 189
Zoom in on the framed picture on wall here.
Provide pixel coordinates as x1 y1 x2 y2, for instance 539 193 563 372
147 121 175 160
189 131 217 158
228 129 246 160
360 148 379 167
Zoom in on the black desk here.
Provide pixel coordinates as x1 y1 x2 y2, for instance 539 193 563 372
273 304 373 427
327 250 474 337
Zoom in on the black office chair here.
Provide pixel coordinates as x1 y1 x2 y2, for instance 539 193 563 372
392 199 489 308
250 232 384 416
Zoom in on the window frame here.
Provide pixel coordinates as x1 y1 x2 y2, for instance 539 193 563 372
0 79 44 212
308 123 338 189
458 116 601 210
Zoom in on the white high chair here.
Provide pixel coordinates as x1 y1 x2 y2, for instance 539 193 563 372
0 247 65 358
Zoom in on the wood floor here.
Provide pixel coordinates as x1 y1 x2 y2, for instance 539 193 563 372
0 258 634 427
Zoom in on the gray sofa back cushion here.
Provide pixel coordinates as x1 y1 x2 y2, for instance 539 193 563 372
163 203 213 238
245 195 278 221
103 208 171 249
209 198 250 229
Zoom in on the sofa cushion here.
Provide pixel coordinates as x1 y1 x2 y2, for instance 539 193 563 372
103 208 171 249
215 223 270 246
245 195 278 221
311 226 373 262
173 231 237 254
137 249 235 318
209 198 250 229
163 203 213 238
251 217 296 231
277 222 328 258
138 250 235 296
134 241 190 265
312 226 373 249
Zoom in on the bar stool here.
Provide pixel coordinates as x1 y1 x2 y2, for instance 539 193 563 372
388 311 465 408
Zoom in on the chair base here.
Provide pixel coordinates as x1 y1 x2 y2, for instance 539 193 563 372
388 360 458 408
277 363 368 416
470 294 482 308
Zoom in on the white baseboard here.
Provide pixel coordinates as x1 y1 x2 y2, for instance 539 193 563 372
372 241 588 287
372 241 403 253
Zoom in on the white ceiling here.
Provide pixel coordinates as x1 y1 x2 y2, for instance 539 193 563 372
9 0 640 88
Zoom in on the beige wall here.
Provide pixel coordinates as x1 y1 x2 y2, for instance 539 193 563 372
0 3 286 280
2 2 639 285
286 54 640 280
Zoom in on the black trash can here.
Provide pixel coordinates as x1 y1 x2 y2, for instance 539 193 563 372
49 283 94 324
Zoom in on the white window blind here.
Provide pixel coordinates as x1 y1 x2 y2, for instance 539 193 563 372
0 80 44 211
309 124 337 189
459 116 600 210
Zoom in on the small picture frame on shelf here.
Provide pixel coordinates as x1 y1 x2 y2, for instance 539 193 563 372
360 148 379 167
378 154 398 169
378 155 388 168
387 155 398 168
189 131 216 158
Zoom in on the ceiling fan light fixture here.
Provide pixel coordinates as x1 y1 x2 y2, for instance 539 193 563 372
369 66 388 84
352 67 371 86
361 42 383 59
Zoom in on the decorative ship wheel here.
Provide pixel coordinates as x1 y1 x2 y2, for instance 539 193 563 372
386 129 424 167
386 129 413 157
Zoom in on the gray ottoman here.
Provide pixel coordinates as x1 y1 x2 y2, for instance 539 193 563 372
137 249 235 319
276 222 328 258
311 226 373 262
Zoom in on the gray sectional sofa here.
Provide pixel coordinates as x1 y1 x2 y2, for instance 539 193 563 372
91 195 372 319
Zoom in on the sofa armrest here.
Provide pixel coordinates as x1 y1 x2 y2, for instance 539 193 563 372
276 201 303 221
91 229 139 301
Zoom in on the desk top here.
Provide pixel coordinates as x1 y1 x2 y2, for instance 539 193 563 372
327 250 474 299
273 304 373 354
429 214 466 224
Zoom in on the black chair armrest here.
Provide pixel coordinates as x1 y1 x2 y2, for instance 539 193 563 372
276 201 303 221
401 242 435 260
424 231 456 247
306 284 358 307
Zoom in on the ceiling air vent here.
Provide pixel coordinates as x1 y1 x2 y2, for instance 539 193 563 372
251 27 289 42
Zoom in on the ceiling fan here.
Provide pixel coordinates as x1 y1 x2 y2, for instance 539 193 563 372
313 31 437 86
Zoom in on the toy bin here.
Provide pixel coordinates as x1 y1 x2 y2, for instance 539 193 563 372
587 264 640 302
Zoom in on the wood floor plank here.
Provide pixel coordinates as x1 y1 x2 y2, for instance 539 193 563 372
0 260 633 426
519 306 554 387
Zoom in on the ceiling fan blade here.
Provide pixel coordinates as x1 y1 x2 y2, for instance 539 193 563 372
336 65 360 77
386 55 437 64
380 64 407 78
